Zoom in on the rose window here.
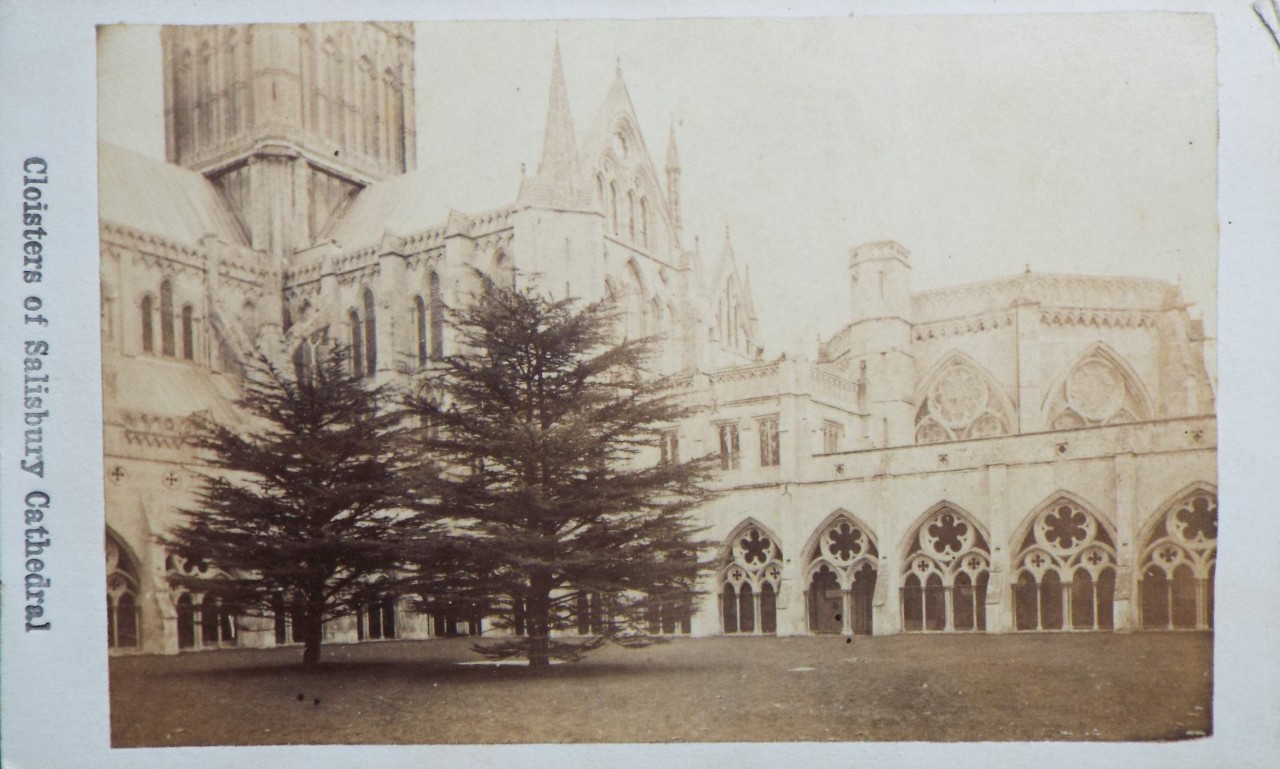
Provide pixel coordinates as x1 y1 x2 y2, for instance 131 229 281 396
736 528 773 565
823 521 865 563
922 510 974 563
1174 494 1217 544
1034 503 1097 556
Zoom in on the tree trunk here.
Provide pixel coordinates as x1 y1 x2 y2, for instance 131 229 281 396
301 610 324 668
526 580 552 668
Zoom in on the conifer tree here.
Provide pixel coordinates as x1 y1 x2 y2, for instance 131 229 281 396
166 344 424 667
404 277 715 667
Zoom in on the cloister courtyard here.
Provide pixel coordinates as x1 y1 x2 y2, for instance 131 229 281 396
109 632 1212 746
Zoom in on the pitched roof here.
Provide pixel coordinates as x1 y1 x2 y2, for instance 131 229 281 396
98 141 249 247
324 163 514 249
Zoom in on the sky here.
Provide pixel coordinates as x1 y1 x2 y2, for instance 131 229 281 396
99 14 1218 356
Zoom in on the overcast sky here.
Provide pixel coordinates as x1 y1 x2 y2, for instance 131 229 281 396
100 14 1218 355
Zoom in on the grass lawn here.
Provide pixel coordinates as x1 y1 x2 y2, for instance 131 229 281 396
110 632 1211 746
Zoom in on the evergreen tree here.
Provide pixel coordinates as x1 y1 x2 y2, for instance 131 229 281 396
404 277 715 667
166 344 424 667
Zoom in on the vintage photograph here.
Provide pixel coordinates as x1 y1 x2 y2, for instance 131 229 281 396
98 15 1218 746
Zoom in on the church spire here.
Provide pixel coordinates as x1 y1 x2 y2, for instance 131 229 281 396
519 41 588 208
536 40 579 180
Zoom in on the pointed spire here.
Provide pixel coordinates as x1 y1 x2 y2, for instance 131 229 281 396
536 40 579 179
665 118 681 171
520 41 590 208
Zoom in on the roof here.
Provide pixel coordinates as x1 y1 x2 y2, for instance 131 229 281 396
98 141 249 248
325 163 515 249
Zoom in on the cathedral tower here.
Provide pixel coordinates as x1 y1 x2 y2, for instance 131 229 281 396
161 23 416 258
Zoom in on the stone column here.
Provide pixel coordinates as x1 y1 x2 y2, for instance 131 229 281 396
1113 452 1139 631
985 463 1014 633
841 589 853 635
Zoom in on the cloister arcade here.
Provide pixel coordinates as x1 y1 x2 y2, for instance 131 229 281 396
712 487 1217 636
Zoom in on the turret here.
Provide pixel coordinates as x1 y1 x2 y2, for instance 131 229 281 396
847 241 914 446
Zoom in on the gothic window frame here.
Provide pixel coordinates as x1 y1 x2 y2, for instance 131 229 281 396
900 503 992 633
180 303 195 360
821 420 844 454
757 415 781 467
1138 485 1217 630
914 351 1015 444
159 279 176 357
106 530 142 650
348 307 363 376
1042 343 1153 431
716 421 741 471
428 270 445 360
719 520 784 635
140 293 156 353
1011 494 1118 632
165 554 240 649
414 294 428 367
801 511 880 635
362 287 377 377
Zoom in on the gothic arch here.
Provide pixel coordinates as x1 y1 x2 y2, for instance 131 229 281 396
165 554 239 650
718 518 783 635
106 527 143 650
1011 492 1118 631
800 510 879 635
1040 342 1154 430
899 502 992 632
1137 483 1217 630
914 350 1017 444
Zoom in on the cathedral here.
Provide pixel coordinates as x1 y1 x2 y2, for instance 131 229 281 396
101 22 1217 654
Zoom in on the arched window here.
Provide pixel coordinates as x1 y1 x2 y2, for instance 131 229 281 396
915 355 1014 444
1044 346 1151 430
1012 498 1116 631
180 304 195 360
639 196 649 248
292 340 315 384
901 506 991 632
428 271 444 360
720 522 783 634
803 514 879 635
362 288 377 376
1139 489 1216 630
176 593 196 649
159 280 175 356
167 554 237 648
106 532 141 649
414 295 428 366
627 190 636 241
609 181 619 235
596 173 604 211
348 308 363 376
140 295 155 353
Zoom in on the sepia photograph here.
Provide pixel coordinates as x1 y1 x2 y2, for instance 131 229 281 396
95 14 1219 748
